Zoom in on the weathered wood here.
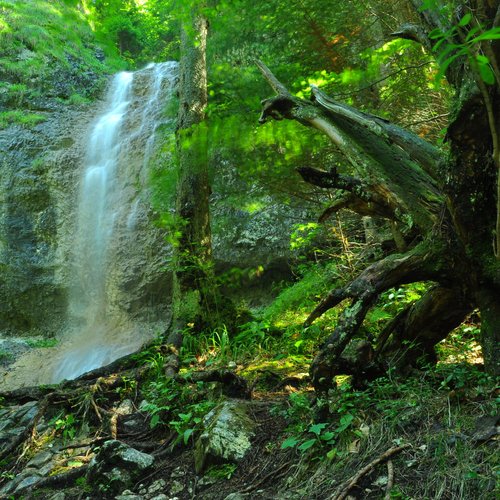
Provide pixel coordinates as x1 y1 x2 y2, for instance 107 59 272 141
257 61 445 233
257 1 500 379
376 286 473 368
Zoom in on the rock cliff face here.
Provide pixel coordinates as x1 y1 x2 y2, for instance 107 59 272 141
0 64 176 340
0 102 91 334
0 72 310 340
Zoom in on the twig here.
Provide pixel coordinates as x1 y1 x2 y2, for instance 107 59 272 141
331 443 411 500
384 460 394 500
239 460 292 493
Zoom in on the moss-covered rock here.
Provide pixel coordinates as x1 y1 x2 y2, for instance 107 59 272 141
195 400 255 474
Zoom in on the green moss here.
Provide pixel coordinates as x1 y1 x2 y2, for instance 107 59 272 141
0 110 46 129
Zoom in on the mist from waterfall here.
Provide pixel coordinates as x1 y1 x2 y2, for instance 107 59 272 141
52 62 178 383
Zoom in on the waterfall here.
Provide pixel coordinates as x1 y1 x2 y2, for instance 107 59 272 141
52 62 178 382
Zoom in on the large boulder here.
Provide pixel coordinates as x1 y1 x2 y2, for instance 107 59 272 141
195 400 255 474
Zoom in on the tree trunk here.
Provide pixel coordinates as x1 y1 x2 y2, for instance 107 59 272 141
168 13 212 348
257 0 500 389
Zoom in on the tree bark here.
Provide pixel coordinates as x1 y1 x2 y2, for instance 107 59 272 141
169 13 212 349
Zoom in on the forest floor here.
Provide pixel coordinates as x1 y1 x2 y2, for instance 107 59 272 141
0 334 498 500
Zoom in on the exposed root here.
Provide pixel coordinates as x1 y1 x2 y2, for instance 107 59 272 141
330 443 411 500
376 285 472 369
26 465 89 494
385 460 394 500
307 243 442 391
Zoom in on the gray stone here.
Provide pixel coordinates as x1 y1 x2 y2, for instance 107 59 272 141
115 493 143 500
14 475 42 493
194 400 255 473
87 440 154 494
147 479 166 495
116 399 134 415
26 450 53 468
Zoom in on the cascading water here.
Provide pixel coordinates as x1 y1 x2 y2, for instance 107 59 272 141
51 62 178 382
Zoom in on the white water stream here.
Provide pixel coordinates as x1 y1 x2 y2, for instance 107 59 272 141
0 62 178 389
51 62 178 382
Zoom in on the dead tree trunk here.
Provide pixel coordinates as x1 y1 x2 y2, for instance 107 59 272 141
257 0 500 390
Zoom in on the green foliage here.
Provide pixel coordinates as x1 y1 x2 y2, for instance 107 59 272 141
50 412 77 442
205 463 237 480
263 261 339 325
75 476 92 493
135 349 217 446
0 110 46 129
0 350 13 363
25 338 58 348
279 391 356 458
83 0 179 65
0 0 113 101
425 9 500 85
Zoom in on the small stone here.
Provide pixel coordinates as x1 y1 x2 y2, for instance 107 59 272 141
197 476 218 489
87 441 154 494
49 493 66 500
169 480 184 495
14 475 42 493
147 479 166 494
27 450 53 468
170 467 184 479
224 494 247 500
373 475 388 487
116 399 134 415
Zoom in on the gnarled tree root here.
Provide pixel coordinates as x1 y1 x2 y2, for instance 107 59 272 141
307 243 441 391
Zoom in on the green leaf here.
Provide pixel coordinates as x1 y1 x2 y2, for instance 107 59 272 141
150 414 161 428
336 413 354 434
470 27 500 42
435 50 467 82
326 448 338 460
478 60 496 85
458 13 472 27
298 439 317 452
476 54 490 65
429 28 443 39
435 42 460 62
281 436 300 449
465 26 482 41
320 431 336 441
183 428 195 445
309 423 328 436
